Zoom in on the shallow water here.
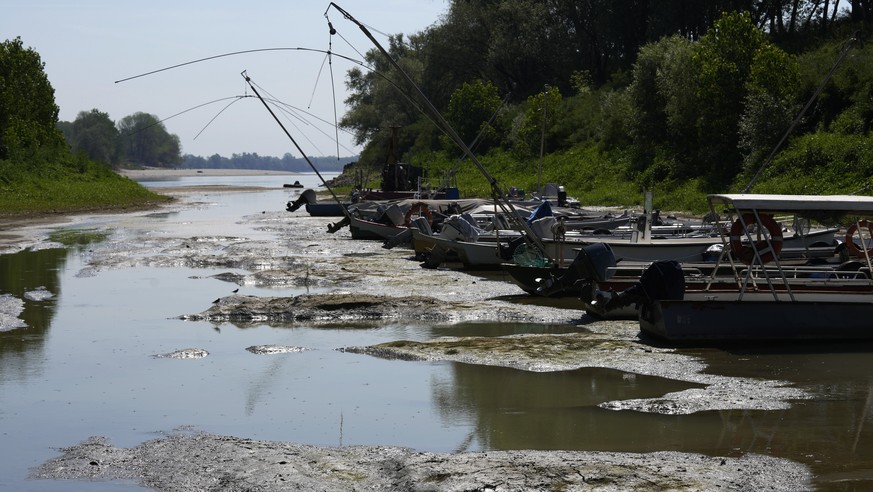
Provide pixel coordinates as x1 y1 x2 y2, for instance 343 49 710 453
2 174 873 491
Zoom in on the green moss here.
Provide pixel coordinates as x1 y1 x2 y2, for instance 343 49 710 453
48 228 110 248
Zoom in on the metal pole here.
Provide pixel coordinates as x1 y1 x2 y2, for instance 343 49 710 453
538 84 549 196
326 3 550 260
241 71 351 221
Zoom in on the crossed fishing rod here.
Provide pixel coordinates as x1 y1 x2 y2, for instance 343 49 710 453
116 4 551 260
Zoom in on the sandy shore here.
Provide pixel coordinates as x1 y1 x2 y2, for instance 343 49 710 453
117 167 298 180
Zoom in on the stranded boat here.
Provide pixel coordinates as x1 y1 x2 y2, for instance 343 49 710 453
599 194 873 341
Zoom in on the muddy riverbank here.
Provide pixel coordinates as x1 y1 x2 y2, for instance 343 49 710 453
3 172 816 490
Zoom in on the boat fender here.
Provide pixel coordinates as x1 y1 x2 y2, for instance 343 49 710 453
729 213 783 264
845 220 873 258
404 202 433 227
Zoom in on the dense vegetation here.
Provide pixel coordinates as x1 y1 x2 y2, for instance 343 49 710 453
337 1 873 212
0 38 167 215
57 110 182 168
5 2 873 216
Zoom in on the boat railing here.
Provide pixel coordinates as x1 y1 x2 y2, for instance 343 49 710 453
739 265 873 282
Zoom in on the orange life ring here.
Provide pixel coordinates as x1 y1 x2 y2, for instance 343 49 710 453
404 202 433 227
729 213 783 264
845 220 873 258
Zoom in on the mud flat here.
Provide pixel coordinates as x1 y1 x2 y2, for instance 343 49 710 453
33 432 809 491
3 178 815 490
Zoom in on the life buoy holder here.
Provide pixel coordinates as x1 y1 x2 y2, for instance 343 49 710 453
729 213 783 265
404 202 433 227
845 220 873 258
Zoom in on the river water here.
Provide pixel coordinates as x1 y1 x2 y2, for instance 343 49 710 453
1 173 873 490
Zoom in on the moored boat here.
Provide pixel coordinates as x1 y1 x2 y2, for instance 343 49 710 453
610 193 873 341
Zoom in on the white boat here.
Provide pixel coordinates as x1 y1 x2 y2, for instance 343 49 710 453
411 213 837 270
629 193 873 341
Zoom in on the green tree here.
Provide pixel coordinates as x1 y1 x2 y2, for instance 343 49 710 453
0 37 64 162
69 109 120 166
117 112 181 167
692 11 772 186
340 34 428 166
444 80 504 153
738 44 800 171
626 35 697 176
513 86 563 157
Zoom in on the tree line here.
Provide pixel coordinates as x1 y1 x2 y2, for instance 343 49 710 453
0 36 347 177
57 110 351 172
339 0 873 194
57 110 182 168
0 37 169 213
56 106 351 172
182 153 348 173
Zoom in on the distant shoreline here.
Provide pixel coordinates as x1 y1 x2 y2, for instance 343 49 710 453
118 168 300 180
0 168 308 253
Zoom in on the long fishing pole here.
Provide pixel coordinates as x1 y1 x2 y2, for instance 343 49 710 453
241 70 351 220
116 45 444 155
122 92 356 156
743 34 856 193
115 47 366 84
457 91 512 161
325 3 550 260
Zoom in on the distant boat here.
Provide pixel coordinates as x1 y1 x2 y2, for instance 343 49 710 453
283 180 304 188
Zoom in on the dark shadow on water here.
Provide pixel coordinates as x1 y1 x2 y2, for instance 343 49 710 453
636 331 873 355
0 247 68 380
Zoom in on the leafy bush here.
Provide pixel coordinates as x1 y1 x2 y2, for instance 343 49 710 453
748 132 873 194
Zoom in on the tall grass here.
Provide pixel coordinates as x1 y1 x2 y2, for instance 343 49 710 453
0 154 168 214
409 144 712 213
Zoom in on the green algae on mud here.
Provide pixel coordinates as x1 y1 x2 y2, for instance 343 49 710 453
344 329 811 416
48 228 110 248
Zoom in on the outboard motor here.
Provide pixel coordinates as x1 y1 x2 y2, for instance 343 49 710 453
595 260 685 313
287 188 317 212
536 243 617 296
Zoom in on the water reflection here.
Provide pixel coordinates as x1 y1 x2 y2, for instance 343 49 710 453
436 364 703 452
0 247 66 381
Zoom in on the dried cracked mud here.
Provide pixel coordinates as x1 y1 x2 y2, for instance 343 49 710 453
19 188 813 490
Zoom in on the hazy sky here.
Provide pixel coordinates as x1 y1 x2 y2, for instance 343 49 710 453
4 1 448 160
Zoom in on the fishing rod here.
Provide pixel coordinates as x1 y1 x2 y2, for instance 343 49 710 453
241 70 351 221
115 47 367 84
456 90 512 162
743 34 856 193
115 45 444 156
121 92 356 156
325 3 550 261
247 80 358 157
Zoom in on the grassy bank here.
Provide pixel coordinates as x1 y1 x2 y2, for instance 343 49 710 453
384 135 873 215
0 158 169 216
395 145 713 214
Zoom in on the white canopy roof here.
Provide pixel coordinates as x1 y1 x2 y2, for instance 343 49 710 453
708 194 873 214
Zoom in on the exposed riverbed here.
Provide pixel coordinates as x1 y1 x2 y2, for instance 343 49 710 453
1 171 871 490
